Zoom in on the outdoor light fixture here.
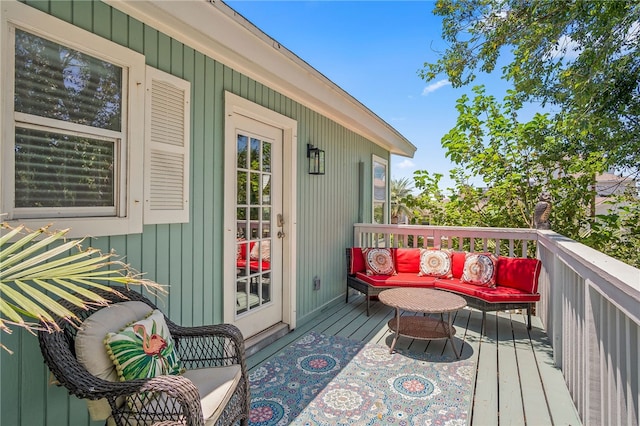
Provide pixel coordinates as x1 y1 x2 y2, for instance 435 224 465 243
307 143 325 175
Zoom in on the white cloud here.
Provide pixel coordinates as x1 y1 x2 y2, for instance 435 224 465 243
396 159 415 169
422 79 451 96
547 34 582 61
389 116 406 122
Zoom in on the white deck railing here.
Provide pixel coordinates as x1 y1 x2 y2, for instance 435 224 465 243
353 224 640 425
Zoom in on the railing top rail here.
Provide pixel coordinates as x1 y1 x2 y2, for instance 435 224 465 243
353 224 539 244
353 223 538 237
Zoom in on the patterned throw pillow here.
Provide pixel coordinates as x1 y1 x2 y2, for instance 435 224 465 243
250 241 271 261
104 310 182 382
462 253 498 287
362 248 397 276
418 249 453 278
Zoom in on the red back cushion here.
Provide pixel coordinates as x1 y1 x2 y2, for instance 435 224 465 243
496 257 542 293
451 251 467 278
348 247 366 275
395 248 421 273
237 239 252 260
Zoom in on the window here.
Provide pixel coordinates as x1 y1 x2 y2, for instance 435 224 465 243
13 29 124 217
372 155 388 224
1 2 159 237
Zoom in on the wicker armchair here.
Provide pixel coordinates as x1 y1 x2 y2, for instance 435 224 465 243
38 287 250 426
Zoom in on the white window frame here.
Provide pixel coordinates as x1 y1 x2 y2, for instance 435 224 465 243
372 154 388 224
1 2 145 237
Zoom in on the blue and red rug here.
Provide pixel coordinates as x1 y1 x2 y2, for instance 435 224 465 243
248 331 475 425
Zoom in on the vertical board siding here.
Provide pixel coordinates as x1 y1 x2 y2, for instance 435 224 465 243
3 1 383 425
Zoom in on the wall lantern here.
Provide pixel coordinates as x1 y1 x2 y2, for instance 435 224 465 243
307 143 325 175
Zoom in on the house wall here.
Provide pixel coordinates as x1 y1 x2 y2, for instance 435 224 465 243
0 1 389 424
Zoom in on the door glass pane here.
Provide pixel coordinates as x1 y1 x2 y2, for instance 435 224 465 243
263 142 271 172
250 172 259 205
237 171 247 204
237 135 248 169
250 138 260 170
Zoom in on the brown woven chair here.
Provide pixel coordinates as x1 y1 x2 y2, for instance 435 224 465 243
38 287 250 426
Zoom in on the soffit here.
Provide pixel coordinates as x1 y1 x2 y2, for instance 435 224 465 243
104 0 416 158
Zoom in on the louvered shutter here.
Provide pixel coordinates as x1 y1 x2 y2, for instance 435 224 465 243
144 66 190 224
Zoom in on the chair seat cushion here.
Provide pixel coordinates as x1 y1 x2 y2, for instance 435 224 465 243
106 365 242 426
185 365 242 424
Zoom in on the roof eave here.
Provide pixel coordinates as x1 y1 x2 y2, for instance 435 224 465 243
104 0 416 158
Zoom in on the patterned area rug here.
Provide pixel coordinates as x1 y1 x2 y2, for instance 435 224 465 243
248 331 476 425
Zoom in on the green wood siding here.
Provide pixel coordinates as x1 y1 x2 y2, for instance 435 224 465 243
1 1 389 424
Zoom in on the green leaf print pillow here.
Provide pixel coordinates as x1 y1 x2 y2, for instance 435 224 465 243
104 310 182 381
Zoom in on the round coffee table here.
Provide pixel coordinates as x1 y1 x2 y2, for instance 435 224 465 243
378 288 467 358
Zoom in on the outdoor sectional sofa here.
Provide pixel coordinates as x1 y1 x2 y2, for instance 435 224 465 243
346 247 542 329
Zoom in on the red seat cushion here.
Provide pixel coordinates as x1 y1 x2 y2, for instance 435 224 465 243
496 257 541 293
249 260 270 272
355 272 436 288
435 279 540 303
236 259 270 271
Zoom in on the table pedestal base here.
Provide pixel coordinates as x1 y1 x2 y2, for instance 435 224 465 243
387 312 461 358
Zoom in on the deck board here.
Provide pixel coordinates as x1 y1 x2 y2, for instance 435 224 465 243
497 312 526 425
246 295 582 425
528 317 582 425
511 313 554 425
473 311 500 425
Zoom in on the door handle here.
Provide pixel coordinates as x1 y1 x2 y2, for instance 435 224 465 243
277 214 285 238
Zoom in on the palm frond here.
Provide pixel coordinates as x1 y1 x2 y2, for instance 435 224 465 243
1 222 165 348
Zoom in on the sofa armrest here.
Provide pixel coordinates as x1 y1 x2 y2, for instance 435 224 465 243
346 247 366 275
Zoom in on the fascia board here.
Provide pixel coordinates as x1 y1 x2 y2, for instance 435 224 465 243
104 0 416 158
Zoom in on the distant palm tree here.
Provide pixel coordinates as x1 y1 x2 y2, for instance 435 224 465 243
391 178 414 224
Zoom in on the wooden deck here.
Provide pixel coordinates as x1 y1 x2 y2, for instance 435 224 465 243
247 294 582 425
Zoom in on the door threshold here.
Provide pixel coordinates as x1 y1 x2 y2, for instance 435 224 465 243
245 322 290 357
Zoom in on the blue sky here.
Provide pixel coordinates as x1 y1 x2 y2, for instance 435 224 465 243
225 1 515 190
